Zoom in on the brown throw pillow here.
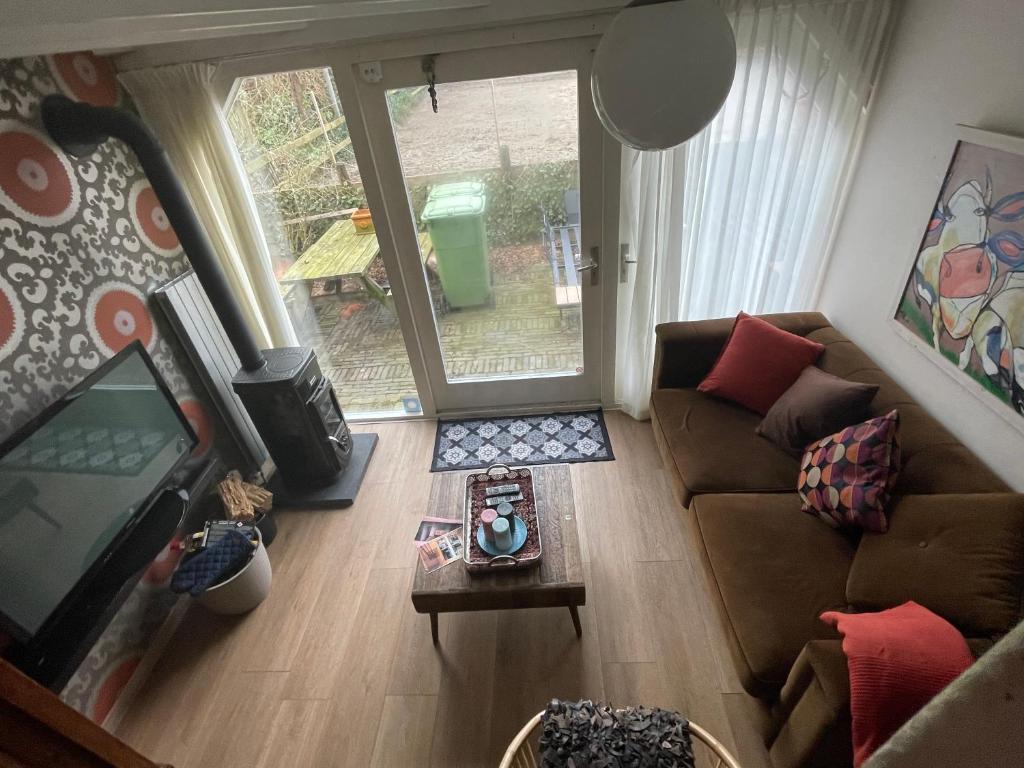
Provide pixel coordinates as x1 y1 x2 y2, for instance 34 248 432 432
758 365 879 452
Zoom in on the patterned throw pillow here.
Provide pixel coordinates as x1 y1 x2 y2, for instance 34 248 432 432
798 410 901 533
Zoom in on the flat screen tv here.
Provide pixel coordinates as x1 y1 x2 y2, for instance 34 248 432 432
0 341 197 644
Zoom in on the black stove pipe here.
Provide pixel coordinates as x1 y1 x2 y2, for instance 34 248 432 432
40 95 267 373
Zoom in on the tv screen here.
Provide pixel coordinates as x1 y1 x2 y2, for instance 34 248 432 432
0 342 197 642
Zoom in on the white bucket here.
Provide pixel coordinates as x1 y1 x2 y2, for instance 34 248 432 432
196 528 272 614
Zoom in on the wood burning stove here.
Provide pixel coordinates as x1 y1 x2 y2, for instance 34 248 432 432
233 347 352 485
41 95 375 506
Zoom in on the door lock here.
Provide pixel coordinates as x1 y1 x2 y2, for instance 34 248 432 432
577 246 600 286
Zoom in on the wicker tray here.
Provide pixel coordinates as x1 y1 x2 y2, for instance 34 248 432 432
463 464 542 573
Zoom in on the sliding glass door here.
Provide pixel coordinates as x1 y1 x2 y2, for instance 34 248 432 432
222 34 616 417
341 38 609 413
385 72 586 384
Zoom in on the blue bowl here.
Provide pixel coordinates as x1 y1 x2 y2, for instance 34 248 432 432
477 515 527 556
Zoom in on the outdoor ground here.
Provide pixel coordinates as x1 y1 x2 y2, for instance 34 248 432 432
388 71 578 178
302 243 583 415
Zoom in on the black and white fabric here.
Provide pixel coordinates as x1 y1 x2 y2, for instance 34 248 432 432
431 409 614 472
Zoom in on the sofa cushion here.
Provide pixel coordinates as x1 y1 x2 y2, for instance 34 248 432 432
847 494 1024 635
690 493 855 696
697 312 825 415
757 365 879 452
806 326 1009 494
650 388 799 503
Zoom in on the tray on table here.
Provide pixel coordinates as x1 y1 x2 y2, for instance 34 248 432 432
463 464 543 573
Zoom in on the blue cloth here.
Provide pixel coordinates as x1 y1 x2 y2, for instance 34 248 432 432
171 530 254 596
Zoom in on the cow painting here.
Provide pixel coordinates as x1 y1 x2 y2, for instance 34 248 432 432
896 136 1024 418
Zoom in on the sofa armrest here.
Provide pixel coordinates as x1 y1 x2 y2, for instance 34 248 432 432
768 640 852 768
768 636 996 768
652 312 831 391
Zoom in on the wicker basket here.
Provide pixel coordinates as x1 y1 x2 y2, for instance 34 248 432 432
462 464 542 573
498 710 742 768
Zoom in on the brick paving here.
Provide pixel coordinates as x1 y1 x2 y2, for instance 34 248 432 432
295 245 583 414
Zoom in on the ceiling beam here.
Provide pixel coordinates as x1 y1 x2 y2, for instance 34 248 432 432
1 0 498 58
112 0 623 70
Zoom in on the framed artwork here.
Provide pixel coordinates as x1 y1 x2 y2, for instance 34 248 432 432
892 125 1024 429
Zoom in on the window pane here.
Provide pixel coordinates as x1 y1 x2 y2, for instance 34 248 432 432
387 71 584 383
228 69 422 415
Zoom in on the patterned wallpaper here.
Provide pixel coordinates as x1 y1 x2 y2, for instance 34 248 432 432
0 51 224 722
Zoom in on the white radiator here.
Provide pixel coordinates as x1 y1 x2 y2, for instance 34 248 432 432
153 270 268 472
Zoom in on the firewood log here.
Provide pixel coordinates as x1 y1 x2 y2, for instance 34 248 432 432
217 470 273 520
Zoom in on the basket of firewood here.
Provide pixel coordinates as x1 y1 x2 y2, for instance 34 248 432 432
217 470 277 545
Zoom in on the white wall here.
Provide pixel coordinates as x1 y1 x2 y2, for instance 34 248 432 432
819 0 1024 490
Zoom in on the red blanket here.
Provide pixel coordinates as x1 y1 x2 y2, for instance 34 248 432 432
820 601 974 766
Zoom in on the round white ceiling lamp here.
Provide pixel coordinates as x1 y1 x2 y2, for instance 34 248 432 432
592 0 737 151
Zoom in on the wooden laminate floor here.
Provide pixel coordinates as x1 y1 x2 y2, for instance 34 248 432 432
114 413 772 768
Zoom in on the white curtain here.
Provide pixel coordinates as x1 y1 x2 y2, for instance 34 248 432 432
616 0 892 418
119 63 297 349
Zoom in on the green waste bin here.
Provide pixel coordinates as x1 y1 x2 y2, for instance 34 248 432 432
421 184 490 308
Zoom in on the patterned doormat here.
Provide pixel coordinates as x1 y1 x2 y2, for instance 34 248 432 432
431 409 615 472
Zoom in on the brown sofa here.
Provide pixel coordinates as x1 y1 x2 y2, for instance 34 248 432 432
650 312 1024 768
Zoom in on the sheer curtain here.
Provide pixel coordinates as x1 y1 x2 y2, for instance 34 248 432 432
616 0 893 418
119 63 297 349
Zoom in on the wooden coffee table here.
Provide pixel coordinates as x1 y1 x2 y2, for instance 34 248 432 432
411 464 585 644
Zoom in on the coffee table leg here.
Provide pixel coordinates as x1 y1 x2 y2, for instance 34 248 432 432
430 612 439 645
568 605 582 638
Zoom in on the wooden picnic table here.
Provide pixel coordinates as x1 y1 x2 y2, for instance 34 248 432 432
279 219 433 297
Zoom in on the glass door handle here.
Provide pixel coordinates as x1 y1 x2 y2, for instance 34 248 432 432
576 247 600 286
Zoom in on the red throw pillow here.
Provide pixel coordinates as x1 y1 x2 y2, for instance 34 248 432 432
798 410 901 533
820 602 974 767
697 313 824 415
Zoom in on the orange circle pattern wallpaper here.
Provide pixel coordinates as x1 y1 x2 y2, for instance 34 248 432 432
0 51 224 721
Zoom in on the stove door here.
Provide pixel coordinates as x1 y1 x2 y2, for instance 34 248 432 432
306 376 351 467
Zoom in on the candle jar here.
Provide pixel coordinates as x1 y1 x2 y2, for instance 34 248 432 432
492 516 513 550
496 501 515 538
480 508 498 544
